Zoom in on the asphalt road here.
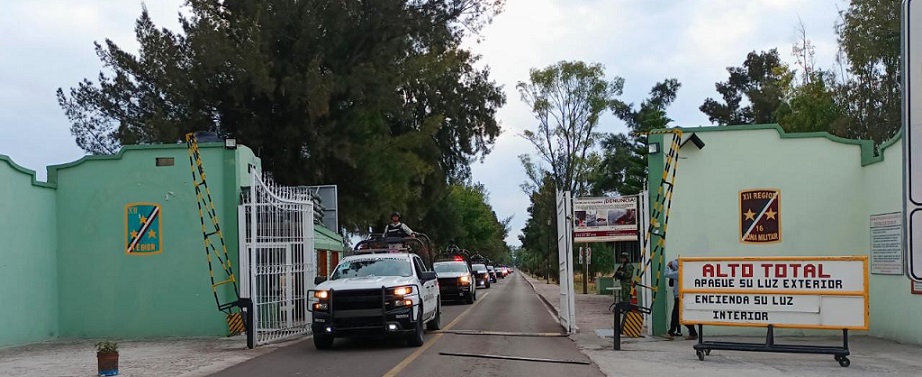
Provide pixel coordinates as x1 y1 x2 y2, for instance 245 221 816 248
209 273 605 377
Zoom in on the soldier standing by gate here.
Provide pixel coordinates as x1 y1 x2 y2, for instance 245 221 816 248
613 252 634 303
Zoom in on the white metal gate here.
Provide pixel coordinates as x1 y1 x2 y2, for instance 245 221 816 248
638 190 653 336
557 190 577 334
239 173 316 345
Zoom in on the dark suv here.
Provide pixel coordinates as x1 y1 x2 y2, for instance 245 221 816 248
487 265 498 282
471 263 491 288
433 261 476 304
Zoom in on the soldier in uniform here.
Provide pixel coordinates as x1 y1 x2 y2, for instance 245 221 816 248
613 252 634 303
383 212 415 238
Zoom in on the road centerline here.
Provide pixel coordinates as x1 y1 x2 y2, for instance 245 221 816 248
381 291 491 377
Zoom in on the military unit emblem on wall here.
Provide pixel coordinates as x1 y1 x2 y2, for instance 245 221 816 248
125 202 162 254
739 189 780 244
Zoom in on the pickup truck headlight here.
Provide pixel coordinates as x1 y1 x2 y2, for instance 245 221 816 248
393 286 413 296
313 290 329 299
312 302 328 311
459 275 471 285
394 299 414 307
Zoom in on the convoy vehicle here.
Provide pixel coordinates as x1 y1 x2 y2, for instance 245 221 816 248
432 247 477 304
487 265 498 282
471 263 491 288
309 234 441 349
433 259 476 304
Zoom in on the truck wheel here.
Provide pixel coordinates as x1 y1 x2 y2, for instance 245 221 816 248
313 333 334 350
427 302 442 331
407 307 425 347
466 291 475 304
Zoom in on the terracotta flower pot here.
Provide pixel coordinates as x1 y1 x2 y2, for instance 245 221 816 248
97 352 119 376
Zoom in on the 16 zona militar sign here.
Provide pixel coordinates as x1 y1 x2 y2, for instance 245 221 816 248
740 189 781 244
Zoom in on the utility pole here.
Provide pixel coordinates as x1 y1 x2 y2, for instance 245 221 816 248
582 245 590 294
546 218 551 283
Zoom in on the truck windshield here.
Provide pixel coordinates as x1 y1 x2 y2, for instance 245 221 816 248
331 259 412 279
471 264 487 273
433 262 469 273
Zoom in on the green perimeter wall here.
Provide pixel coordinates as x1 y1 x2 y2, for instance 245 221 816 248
0 157 58 347
1 142 342 346
50 143 246 338
647 125 921 344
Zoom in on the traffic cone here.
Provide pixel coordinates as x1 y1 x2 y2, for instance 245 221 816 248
630 289 639 312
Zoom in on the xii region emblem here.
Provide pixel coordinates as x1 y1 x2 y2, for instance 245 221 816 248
126 202 162 254
739 189 780 243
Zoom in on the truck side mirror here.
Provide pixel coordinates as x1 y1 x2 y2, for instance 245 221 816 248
314 276 327 285
420 271 437 281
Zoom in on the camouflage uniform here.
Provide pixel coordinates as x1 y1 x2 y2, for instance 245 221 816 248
613 253 635 303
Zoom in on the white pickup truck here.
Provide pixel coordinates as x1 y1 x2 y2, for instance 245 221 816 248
309 246 441 349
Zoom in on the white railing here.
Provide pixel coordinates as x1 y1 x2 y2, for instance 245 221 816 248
239 173 316 345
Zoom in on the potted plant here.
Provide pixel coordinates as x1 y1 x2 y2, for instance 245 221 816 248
95 340 119 376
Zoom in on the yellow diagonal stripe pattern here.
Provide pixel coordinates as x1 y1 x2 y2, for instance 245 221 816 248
622 311 644 337
227 312 245 336
629 130 682 320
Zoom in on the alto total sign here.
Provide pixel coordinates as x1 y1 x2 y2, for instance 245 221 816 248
679 256 869 330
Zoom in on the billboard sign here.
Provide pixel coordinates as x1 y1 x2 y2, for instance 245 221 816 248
679 256 869 330
573 196 639 243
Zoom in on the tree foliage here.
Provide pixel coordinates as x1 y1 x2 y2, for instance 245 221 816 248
834 0 901 145
773 23 848 135
699 49 786 126
56 0 507 234
775 69 847 134
594 79 681 196
516 61 624 195
700 1 901 148
516 174 558 278
423 182 511 263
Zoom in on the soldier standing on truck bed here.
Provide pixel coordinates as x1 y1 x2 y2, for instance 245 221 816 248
383 212 416 238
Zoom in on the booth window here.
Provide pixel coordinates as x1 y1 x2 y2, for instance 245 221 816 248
156 157 175 167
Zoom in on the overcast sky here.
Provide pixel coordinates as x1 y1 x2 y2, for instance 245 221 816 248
0 0 846 245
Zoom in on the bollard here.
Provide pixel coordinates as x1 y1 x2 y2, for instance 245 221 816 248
613 286 621 350
237 298 255 349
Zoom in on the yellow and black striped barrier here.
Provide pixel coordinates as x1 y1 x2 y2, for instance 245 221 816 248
227 311 246 336
621 311 644 337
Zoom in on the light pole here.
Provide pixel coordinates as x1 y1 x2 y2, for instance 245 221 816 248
546 218 551 283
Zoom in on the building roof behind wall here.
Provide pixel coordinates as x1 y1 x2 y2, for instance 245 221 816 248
315 225 345 252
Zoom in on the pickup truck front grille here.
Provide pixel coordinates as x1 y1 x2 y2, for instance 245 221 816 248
438 277 458 288
331 288 384 311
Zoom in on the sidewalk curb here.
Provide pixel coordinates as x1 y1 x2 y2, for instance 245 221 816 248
521 273 580 333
